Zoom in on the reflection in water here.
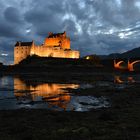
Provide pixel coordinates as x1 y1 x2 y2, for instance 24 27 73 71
0 76 110 111
1 74 140 111
128 77 135 83
114 76 123 83
14 78 79 110
114 76 136 84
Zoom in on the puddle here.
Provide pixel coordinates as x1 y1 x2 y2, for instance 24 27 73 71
68 96 109 111
80 84 93 89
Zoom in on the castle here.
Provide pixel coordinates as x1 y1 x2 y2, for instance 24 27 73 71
14 31 80 64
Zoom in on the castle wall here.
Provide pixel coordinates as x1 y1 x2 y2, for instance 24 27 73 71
61 38 70 49
14 46 31 64
44 37 70 49
44 38 60 47
14 45 79 64
63 50 80 58
31 46 79 59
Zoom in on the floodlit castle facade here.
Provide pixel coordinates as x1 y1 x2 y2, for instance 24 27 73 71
14 31 80 64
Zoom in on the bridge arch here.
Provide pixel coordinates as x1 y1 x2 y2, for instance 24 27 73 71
114 60 125 69
128 60 140 71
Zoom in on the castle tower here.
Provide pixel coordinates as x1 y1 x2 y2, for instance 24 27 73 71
14 41 33 64
44 31 70 49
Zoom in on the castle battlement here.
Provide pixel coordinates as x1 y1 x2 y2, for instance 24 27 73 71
14 31 80 64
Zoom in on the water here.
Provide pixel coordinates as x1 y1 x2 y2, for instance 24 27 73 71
0 74 139 111
0 76 109 111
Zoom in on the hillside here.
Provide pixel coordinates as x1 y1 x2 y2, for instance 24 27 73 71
120 47 140 58
98 47 140 59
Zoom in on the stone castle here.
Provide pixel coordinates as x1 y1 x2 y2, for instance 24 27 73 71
14 31 80 64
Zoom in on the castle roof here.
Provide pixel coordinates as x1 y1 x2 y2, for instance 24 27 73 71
15 41 33 46
48 31 66 38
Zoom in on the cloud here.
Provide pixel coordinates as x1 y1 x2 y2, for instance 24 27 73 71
0 0 140 64
4 7 22 23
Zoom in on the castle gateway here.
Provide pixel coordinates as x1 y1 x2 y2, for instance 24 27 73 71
14 31 80 64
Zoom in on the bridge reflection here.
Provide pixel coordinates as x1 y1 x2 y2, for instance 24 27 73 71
14 78 79 110
114 76 135 83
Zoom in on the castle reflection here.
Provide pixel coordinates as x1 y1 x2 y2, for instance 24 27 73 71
14 78 79 110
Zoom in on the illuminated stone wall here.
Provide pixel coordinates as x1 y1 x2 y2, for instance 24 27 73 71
14 45 31 64
31 45 79 59
14 32 80 64
44 37 70 49
61 37 70 49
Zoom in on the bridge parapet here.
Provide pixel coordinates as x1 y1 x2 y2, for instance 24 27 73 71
127 60 140 71
114 59 140 71
114 60 125 69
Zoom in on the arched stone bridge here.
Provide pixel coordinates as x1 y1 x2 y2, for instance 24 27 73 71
114 59 140 71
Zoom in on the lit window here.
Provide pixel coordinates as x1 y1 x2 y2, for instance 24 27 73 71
86 56 90 60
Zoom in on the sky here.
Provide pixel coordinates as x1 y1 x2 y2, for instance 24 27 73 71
1 0 140 64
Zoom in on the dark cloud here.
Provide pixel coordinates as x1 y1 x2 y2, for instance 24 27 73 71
1 0 140 64
24 0 65 37
4 7 22 23
0 22 20 38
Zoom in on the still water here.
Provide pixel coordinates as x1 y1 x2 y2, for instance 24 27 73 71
0 74 139 111
0 76 109 111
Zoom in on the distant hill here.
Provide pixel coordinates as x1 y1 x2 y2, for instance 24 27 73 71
120 47 140 58
98 47 140 59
